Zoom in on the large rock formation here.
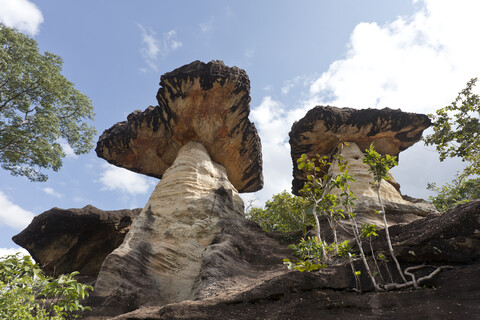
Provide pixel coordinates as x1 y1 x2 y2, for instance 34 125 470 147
12 206 140 277
91 61 265 316
96 60 262 193
289 106 436 228
82 200 480 319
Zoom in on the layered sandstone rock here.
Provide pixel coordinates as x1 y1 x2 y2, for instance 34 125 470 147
330 142 436 227
91 61 265 316
92 142 283 316
289 106 436 223
12 206 140 277
96 60 262 193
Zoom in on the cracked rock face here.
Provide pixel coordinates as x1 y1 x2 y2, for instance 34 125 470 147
95 60 263 193
289 106 431 195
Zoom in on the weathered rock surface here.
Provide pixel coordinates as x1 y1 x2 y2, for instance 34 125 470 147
289 106 436 230
12 206 140 277
96 60 263 193
289 106 431 195
331 142 437 229
90 142 287 317
372 199 480 263
83 200 480 320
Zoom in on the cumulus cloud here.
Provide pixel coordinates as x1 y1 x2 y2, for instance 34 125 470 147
309 0 480 113
0 0 43 35
99 164 156 195
249 96 309 205
42 187 62 198
0 247 29 258
0 191 34 230
138 24 182 71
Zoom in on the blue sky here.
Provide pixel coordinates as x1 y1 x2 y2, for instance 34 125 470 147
0 0 478 256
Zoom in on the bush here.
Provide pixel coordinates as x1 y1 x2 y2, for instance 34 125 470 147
0 253 93 319
246 190 313 233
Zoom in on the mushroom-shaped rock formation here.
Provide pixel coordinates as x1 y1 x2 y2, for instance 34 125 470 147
289 106 436 232
91 61 265 316
96 60 262 193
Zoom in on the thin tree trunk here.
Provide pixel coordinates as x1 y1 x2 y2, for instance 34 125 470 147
376 183 407 283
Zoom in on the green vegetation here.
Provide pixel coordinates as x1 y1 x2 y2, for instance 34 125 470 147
424 78 480 210
0 253 93 319
427 176 480 211
424 78 479 178
0 24 96 182
283 144 451 292
246 190 312 234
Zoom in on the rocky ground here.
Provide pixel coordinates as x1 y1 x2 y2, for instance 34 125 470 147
16 200 478 319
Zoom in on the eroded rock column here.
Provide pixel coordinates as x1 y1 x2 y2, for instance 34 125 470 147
94 142 244 310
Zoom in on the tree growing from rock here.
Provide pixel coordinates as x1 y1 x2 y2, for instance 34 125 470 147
286 143 453 292
0 24 96 181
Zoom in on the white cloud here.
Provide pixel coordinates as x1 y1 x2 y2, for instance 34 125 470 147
99 164 156 195
250 97 302 205
0 247 29 258
42 187 62 198
0 0 43 35
0 191 34 230
309 0 480 114
138 25 182 71
59 139 78 159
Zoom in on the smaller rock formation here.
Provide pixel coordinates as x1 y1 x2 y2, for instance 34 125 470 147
289 106 436 228
12 206 140 277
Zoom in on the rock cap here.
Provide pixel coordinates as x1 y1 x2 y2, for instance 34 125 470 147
96 60 263 193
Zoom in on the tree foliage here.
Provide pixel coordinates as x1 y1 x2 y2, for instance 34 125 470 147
0 253 93 319
0 24 96 181
427 176 480 211
424 78 480 178
246 190 312 234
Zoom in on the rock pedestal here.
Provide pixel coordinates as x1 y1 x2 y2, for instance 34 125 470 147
93 141 246 312
330 142 437 227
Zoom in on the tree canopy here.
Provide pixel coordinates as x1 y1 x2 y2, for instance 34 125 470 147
246 190 312 233
424 78 480 178
0 24 95 181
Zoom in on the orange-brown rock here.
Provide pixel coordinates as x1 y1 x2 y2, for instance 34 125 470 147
96 60 263 193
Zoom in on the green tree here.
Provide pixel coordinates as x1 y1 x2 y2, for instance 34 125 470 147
0 253 93 319
424 78 480 209
246 191 312 234
424 78 480 178
427 176 480 211
363 143 406 283
0 24 96 182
